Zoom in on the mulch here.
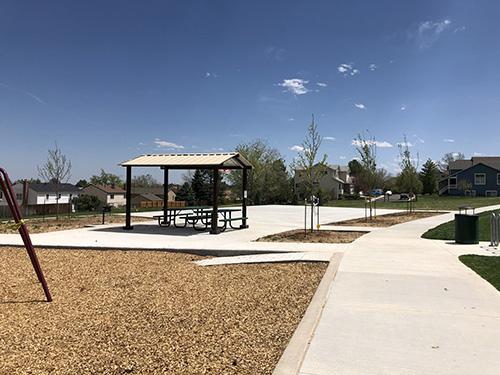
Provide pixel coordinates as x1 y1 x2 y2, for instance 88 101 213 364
0 246 326 374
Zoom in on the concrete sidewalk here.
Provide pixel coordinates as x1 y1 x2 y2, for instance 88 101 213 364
291 207 500 375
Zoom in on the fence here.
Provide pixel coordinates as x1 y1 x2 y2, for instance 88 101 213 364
490 213 500 247
139 201 186 208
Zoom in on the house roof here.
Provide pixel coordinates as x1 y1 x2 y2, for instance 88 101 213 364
133 187 175 195
87 184 126 194
133 192 163 202
450 157 500 172
27 183 82 194
119 153 253 170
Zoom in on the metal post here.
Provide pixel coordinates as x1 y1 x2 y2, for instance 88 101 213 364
124 166 133 230
210 167 220 234
240 168 249 229
491 213 499 247
163 167 169 224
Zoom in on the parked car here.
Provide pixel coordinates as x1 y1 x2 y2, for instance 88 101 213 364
371 189 383 196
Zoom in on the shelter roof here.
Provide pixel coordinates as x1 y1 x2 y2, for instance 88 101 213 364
119 153 253 170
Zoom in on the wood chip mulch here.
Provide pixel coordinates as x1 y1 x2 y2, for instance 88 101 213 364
257 229 367 243
0 246 327 374
1 215 152 234
329 211 444 227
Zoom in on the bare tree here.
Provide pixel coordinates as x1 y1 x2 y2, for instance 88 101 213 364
37 142 72 219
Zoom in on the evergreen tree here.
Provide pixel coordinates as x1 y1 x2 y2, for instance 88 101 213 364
419 159 438 194
191 169 212 204
175 182 196 206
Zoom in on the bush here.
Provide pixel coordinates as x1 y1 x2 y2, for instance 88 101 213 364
72 195 102 212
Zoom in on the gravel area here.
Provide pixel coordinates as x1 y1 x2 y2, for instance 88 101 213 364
0 246 326 374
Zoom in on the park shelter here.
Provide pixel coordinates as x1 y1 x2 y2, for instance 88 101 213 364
119 153 253 234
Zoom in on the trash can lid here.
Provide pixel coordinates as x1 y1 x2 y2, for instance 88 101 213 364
459 206 475 214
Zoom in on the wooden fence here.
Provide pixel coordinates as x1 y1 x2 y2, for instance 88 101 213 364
139 201 185 208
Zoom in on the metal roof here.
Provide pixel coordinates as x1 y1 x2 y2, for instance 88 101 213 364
119 153 253 170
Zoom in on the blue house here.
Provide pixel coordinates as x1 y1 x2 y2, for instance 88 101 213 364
443 157 500 197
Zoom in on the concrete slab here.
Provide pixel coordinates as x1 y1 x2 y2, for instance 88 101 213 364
195 251 333 266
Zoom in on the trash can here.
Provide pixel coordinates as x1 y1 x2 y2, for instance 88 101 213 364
455 206 479 244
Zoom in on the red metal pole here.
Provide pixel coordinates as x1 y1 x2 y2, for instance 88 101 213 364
0 168 52 302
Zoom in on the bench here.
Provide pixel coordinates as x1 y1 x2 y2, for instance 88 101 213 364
221 217 248 229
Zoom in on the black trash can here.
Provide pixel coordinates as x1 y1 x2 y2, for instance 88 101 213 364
455 206 479 244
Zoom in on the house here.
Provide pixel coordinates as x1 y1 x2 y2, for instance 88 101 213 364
440 157 500 197
294 164 353 200
132 187 177 202
83 184 127 207
0 181 82 216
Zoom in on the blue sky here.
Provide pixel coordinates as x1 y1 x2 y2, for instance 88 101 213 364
1 1 499 184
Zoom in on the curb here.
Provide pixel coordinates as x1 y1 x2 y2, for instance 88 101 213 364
272 252 344 375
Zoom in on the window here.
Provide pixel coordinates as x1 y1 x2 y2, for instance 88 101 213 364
497 174 500 185
110 194 115 199
16 193 22 200
449 177 457 188
46 194 49 200
486 190 497 197
475 173 486 185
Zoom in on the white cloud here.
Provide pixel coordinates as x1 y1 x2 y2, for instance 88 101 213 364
290 145 304 152
323 137 335 141
288 118 295 121
473 152 485 156
338 63 359 76
154 139 185 149
277 79 310 95
212 147 224 151
340 156 347 160
398 141 414 147
0 83 46 105
369 64 378 71
401 104 407 110
415 19 452 49
316 82 327 87
205 72 218 78
444 139 455 143
355 103 366 109
351 140 393 148
376 141 393 148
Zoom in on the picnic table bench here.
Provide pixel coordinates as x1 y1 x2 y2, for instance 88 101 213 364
154 207 246 232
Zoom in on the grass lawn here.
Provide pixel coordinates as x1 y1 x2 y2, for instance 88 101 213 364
422 209 498 241
459 255 500 291
326 195 500 211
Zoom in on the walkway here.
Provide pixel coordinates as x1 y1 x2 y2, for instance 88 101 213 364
290 206 500 375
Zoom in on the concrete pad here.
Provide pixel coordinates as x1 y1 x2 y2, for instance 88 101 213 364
195 251 333 266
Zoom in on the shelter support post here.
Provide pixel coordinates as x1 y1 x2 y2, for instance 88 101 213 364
124 166 133 230
163 168 169 221
240 168 249 229
210 167 220 234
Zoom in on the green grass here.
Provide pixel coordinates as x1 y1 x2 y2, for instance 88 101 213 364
326 195 500 211
422 210 498 241
459 255 500 291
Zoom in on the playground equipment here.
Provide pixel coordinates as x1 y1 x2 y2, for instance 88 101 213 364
0 168 52 302
490 213 500 247
304 196 320 233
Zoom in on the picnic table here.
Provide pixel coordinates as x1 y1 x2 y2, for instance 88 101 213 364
153 207 247 232
153 206 209 228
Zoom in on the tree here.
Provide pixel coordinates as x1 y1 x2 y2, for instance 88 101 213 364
419 159 438 195
191 169 212 204
131 174 160 188
175 182 196 206
396 135 422 196
37 141 72 219
75 179 88 188
438 152 465 171
353 131 377 218
14 178 41 184
227 139 293 205
293 115 328 200
457 179 473 196
72 194 101 211
90 169 123 186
